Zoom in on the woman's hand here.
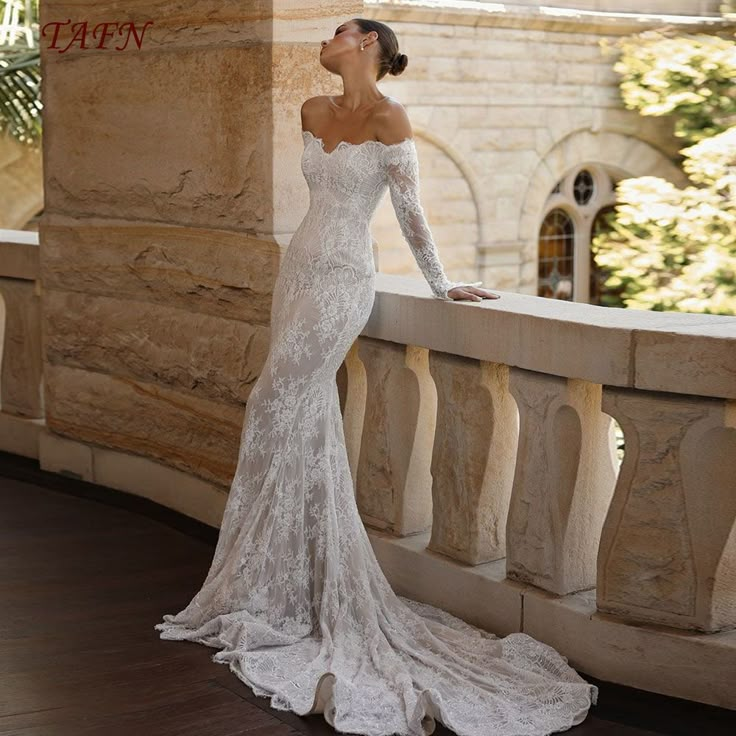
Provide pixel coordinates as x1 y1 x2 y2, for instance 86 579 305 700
447 285 500 302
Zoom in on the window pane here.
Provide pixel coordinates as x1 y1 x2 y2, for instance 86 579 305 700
538 208 574 300
573 169 595 206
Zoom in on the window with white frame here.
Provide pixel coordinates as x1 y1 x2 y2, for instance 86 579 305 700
537 165 617 304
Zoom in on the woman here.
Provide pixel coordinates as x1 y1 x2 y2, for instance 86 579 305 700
155 18 598 736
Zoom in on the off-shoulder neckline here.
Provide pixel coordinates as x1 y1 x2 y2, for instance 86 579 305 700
302 129 415 155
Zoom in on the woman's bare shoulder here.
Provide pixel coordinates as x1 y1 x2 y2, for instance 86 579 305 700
300 96 330 129
301 95 330 111
373 97 413 145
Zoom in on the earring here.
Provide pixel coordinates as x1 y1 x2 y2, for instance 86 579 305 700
360 42 364 51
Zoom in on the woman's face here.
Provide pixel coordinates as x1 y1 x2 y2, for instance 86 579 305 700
319 20 368 73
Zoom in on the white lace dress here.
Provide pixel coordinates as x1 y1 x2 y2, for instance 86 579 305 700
154 128 598 736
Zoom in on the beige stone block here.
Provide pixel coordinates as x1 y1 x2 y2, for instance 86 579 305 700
427 357 518 564
544 106 594 143
0 277 43 418
599 388 736 632
367 528 528 638
483 150 540 176
0 140 43 230
356 338 434 536
519 258 539 289
484 220 521 242
544 41 608 63
512 59 559 83
507 370 617 594
43 289 270 406
559 62 599 85
635 323 736 400
0 232 39 279
39 216 279 326
0 412 43 459
93 443 227 529
479 107 549 129
488 172 530 198
44 363 245 487
371 276 736 395
40 425 227 527
562 130 632 166
42 45 272 230
483 265 521 291
39 428 94 481
473 128 537 152
523 588 736 709
520 163 557 215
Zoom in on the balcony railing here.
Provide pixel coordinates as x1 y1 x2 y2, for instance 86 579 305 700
2 233 735 709
0 230 43 458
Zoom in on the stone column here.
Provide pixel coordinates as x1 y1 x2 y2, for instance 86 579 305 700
0 277 43 418
37 1 359 487
506 368 617 595
355 337 435 535
598 387 736 633
427 354 518 565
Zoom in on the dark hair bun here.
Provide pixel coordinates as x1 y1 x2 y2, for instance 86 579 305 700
389 52 408 76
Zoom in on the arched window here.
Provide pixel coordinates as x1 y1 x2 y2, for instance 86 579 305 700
538 209 574 300
537 165 618 302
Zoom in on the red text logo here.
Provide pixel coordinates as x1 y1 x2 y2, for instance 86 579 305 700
41 20 154 53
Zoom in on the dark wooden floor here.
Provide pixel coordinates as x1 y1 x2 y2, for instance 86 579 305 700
1 450 734 736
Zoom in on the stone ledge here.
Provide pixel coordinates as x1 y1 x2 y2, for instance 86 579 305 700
368 528 736 709
523 587 736 709
0 230 40 280
366 526 528 637
37 428 227 529
0 412 44 459
370 274 736 399
365 0 729 34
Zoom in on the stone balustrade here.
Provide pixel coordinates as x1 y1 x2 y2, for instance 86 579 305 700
0 230 44 458
342 272 736 707
2 235 735 707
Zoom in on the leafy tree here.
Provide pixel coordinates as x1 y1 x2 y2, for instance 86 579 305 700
611 30 736 144
592 29 736 315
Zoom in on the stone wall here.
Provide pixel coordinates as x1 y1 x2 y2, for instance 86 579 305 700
37 0 360 483
0 136 43 230
503 0 721 15
365 1 725 294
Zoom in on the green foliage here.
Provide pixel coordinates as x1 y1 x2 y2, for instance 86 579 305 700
0 0 42 147
611 31 736 144
592 29 736 315
592 127 736 314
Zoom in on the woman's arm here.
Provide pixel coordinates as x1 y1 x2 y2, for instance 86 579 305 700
379 103 498 302
385 142 484 300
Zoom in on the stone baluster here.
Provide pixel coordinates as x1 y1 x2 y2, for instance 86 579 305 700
506 368 617 595
355 337 435 536
0 277 43 418
427 354 518 565
598 387 736 632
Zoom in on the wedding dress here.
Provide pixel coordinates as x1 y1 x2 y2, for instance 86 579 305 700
155 127 598 736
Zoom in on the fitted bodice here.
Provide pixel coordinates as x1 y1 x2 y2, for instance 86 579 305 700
300 130 408 225
289 128 483 302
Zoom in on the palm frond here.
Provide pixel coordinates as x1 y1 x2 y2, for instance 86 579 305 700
0 0 41 147
0 48 41 146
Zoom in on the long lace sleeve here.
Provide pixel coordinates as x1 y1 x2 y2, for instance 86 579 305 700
384 140 483 301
